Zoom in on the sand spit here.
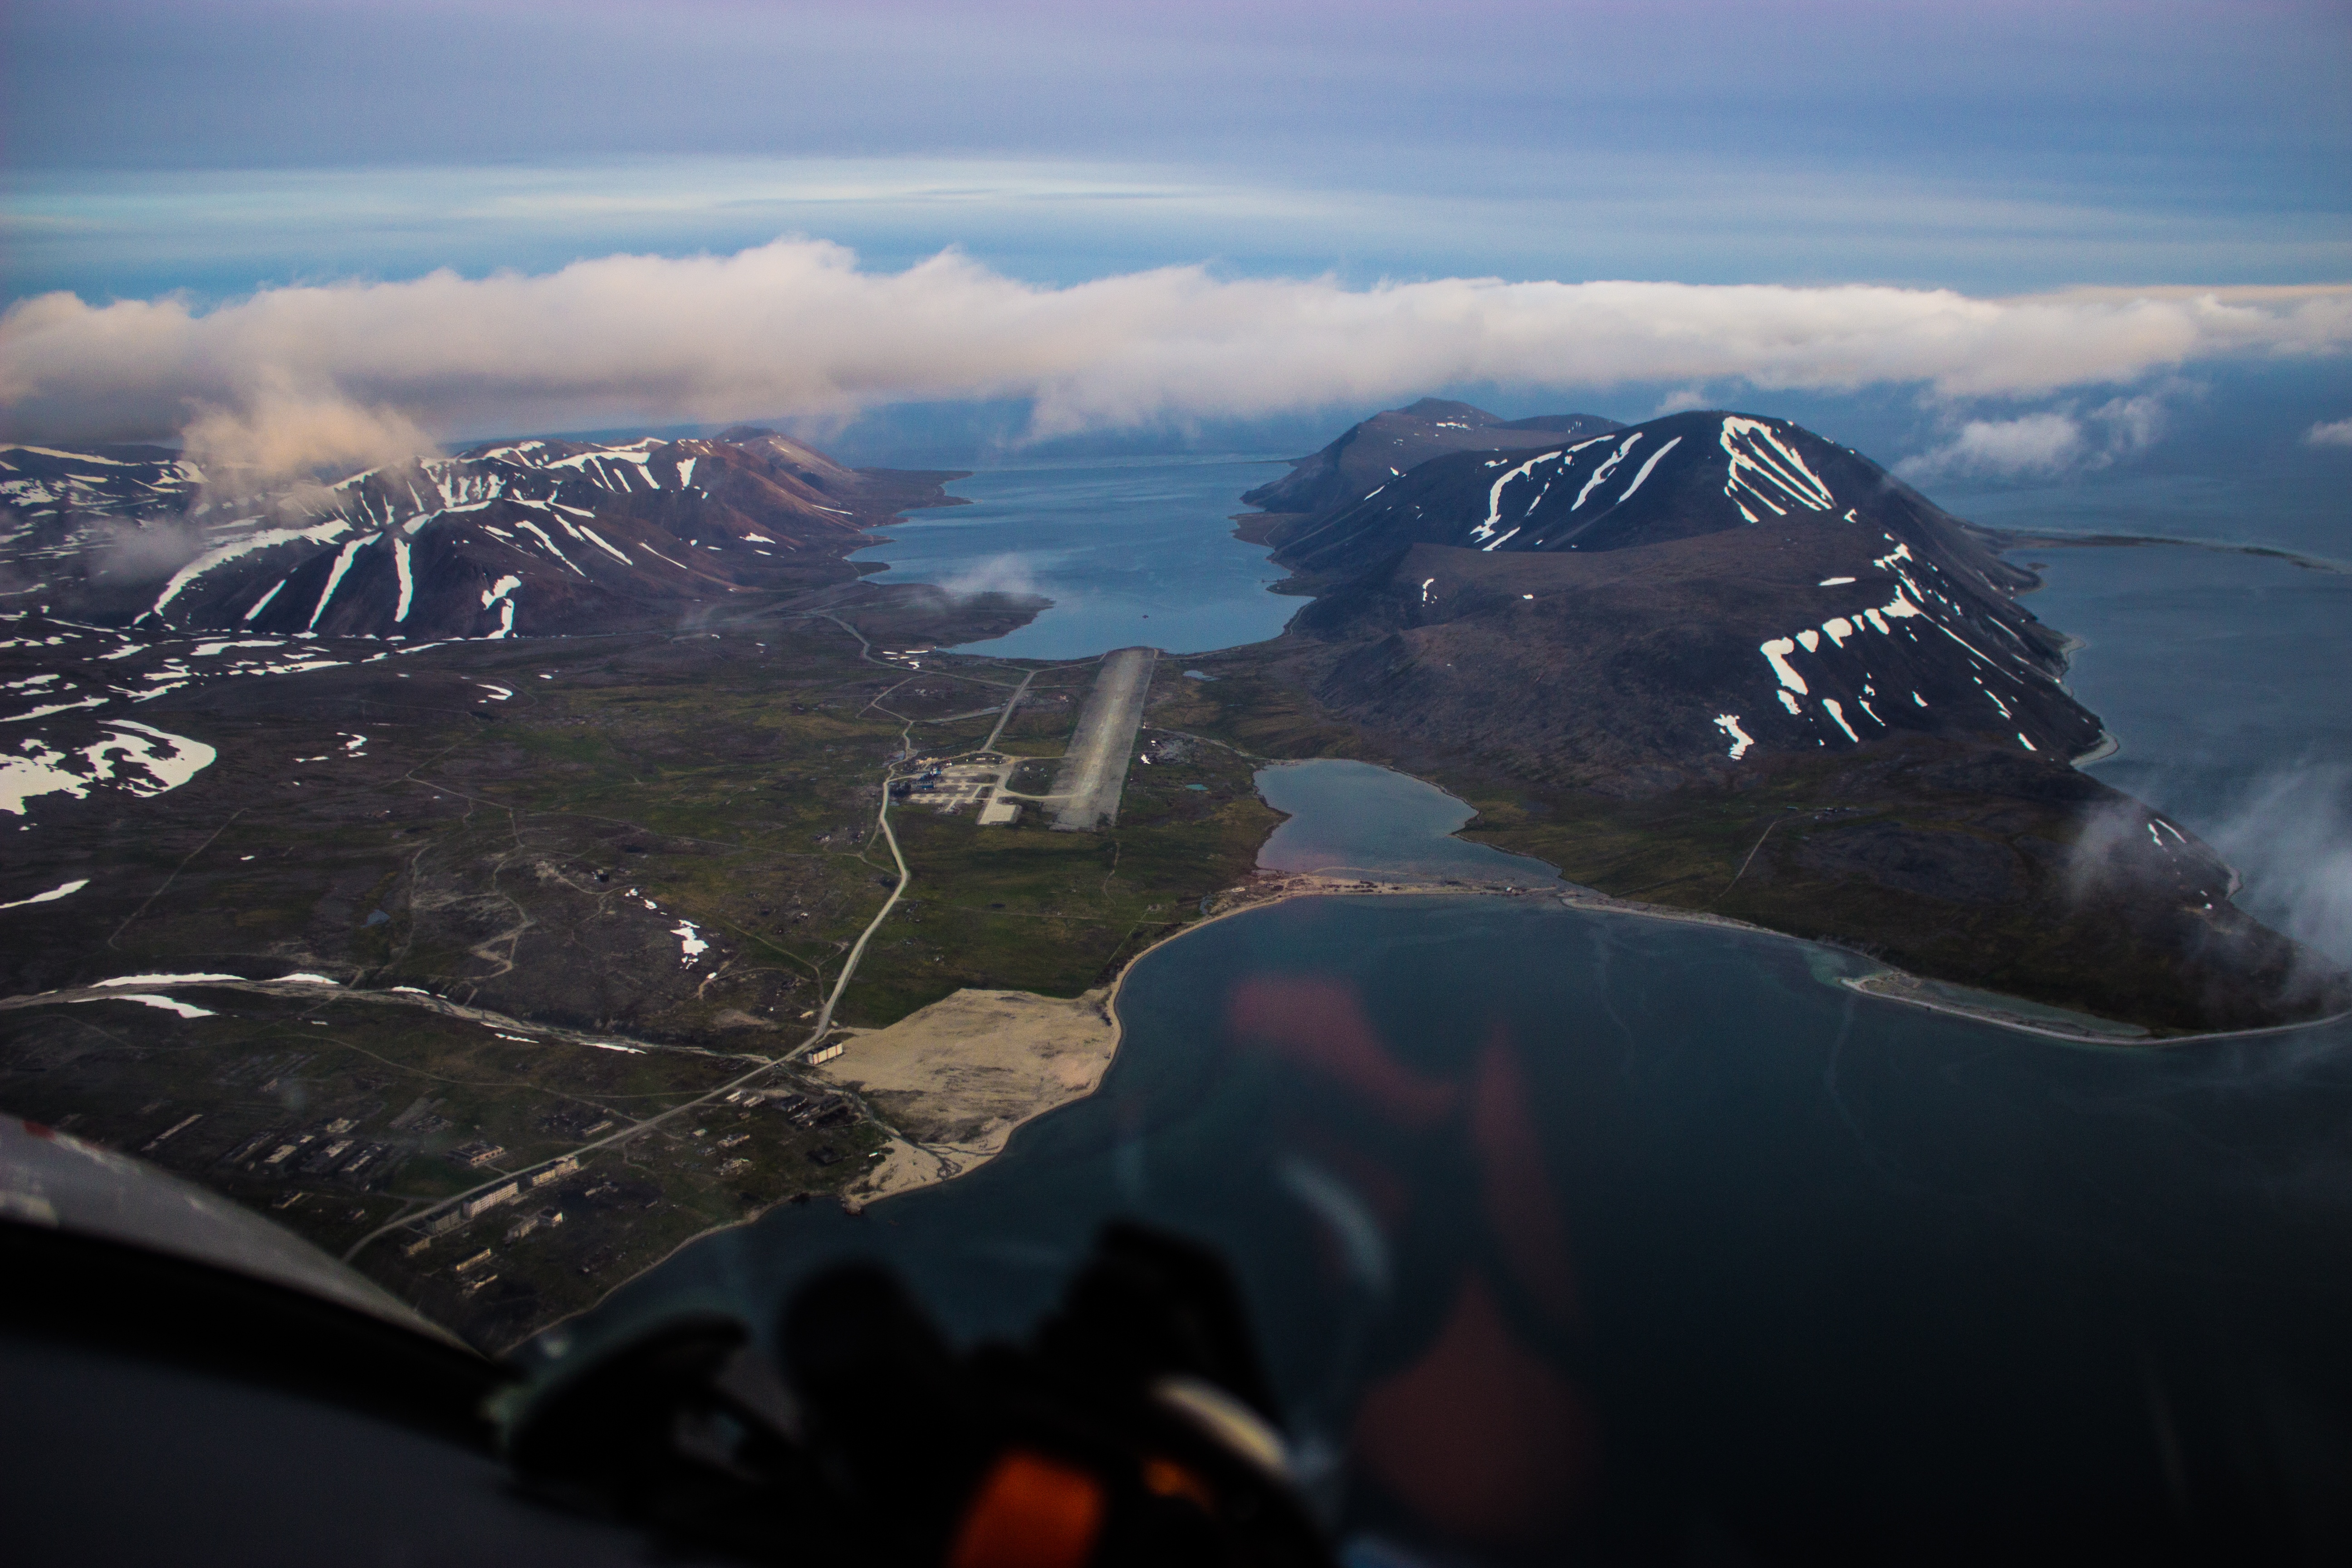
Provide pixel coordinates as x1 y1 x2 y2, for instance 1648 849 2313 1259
823 985 1120 1206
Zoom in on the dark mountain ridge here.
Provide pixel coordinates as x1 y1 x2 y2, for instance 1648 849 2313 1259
1192 402 2347 1031
1240 397 1621 523
1277 408 2102 782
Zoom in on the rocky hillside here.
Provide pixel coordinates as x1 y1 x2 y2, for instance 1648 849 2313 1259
1274 409 2105 784
1240 397 1620 523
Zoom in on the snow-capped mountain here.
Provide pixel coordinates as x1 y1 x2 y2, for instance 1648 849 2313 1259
1278 409 2106 776
1 428 943 641
0 443 201 526
1241 398 1622 522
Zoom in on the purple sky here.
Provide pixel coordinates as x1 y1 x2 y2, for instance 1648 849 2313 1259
5 0 2346 301
2 1 2347 477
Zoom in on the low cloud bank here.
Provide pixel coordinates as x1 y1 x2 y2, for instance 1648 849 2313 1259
2069 764 2352 1007
1894 393 2172 482
2206 765 2352 973
88 516 209 584
3 239 2349 456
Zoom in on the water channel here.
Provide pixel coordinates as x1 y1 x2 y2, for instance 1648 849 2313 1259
850 454 1298 659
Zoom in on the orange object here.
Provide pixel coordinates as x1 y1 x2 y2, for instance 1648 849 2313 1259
1140 1455 1216 1512
948 1449 1107 1568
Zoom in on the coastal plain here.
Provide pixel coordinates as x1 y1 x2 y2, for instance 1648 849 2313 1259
0 586 1274 1349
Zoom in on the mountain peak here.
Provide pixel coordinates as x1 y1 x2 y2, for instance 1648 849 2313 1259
1 428 939 641
1240 397 1622 521
1275 407 2103 780
1392 397 1499 423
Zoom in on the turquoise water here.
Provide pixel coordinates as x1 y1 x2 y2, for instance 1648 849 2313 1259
1254 759 1560 886
851 454 1298 658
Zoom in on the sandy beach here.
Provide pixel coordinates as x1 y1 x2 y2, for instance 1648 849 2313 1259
818 873 1562 1206
822 985 1122 1205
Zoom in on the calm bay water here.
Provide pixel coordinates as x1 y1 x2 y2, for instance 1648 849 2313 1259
564 461 2352 1561
1255 759 1561 886
568 877 2352 1560
851 454 1298 658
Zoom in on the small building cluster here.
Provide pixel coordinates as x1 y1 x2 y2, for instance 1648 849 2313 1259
219 1116 402 1191
893 752 1021 825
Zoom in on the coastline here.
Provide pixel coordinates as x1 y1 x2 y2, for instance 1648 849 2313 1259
1986 527 2349 577
536 522 2351 1345
822 986 1125 1209
842 852 2332 1216
526 858 2352 1357
1838 971 2352 1048
829 783 2352 1217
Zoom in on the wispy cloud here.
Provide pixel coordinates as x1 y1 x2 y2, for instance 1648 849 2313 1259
16 152 2343 308
1894 391 2178 482
3 239 2347 448
1897 414 2088 480
2307 416 2352 447
2206 764 2352 970
181 386 441 498
934 554 1043 603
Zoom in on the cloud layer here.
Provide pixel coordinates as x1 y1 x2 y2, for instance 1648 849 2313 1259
4 239 2349 457
2208 765 2352 970
180 386 441 493
1893 392 2174 481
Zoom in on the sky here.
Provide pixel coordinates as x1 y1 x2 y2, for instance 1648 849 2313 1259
2 0 2348 475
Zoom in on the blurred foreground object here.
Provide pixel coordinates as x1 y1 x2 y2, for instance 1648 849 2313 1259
1 1117 1326 1566
0 1116 655 1565
503 1220 1333 1568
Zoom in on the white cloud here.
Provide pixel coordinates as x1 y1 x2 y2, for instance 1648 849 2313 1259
2207 765 2352 970
934 554 1042 603
1896 384 2189 482
1651 387 1710 416
2306 417 2352 447
1895 414 2087 481
2086 391 2169 455
2 238 2347 448
181 386 441 497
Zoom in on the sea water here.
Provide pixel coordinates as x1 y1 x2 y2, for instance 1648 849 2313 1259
565 867 2352 1558
2014 541 2352 964
1254 758 1561 886
573 460 2352 1558
849 454 1299 658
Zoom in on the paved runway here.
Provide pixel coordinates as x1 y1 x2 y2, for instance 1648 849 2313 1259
1049 647 1157 831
